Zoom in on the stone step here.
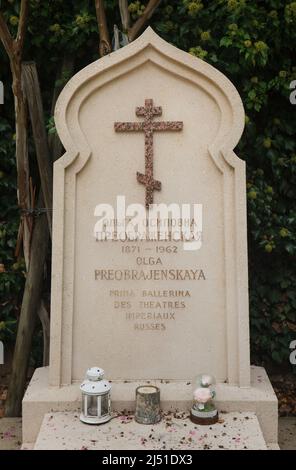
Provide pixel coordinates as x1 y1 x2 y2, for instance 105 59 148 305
34 411 267 450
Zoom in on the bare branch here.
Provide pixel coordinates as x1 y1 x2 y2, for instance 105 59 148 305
128 0 162 42
16 0 29 54
119 0 130 32
0 1 29 59
95 0 112 57
0 11 14 59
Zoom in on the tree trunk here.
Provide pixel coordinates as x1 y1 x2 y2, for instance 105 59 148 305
0 5 31 265
119 0 130 32
38 300 50 367
95 0 112 56
5 204 49 417
11 59 31 267
22 62 53 237
128 0 162 42
49 55 75 161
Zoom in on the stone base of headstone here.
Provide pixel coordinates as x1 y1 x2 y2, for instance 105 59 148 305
22 365 278 448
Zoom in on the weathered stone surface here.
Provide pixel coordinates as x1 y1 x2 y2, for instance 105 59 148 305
34 411 267 450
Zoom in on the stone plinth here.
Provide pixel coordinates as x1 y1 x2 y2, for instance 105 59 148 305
22 365 277 448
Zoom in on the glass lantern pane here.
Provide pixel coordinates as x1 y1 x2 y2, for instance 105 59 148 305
87 395 98 416
101 394 109 416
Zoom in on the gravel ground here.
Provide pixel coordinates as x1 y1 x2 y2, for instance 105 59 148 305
0 418 22 450
278 417 296 450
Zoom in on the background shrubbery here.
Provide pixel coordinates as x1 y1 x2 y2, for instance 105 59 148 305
0 0 295 368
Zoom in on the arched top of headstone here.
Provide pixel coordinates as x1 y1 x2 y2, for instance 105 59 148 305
54 27 245 175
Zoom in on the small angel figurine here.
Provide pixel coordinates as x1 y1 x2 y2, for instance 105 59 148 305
190 373 218 425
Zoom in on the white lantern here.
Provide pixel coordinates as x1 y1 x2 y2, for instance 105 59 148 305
80 367 112 424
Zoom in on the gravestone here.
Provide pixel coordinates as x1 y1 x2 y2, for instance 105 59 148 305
50 26 249 387
22 28 277 448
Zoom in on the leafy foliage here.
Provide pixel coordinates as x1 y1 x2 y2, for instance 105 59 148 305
0 0 295 368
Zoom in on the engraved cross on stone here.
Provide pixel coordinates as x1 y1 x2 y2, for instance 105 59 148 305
114 99 183 208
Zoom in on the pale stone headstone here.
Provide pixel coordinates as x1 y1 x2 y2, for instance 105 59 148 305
50 27 249 387
23 28 278 449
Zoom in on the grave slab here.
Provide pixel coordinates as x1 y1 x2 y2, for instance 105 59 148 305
33 411 267 450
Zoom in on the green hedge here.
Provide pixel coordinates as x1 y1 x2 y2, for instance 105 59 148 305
0 0 295 367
